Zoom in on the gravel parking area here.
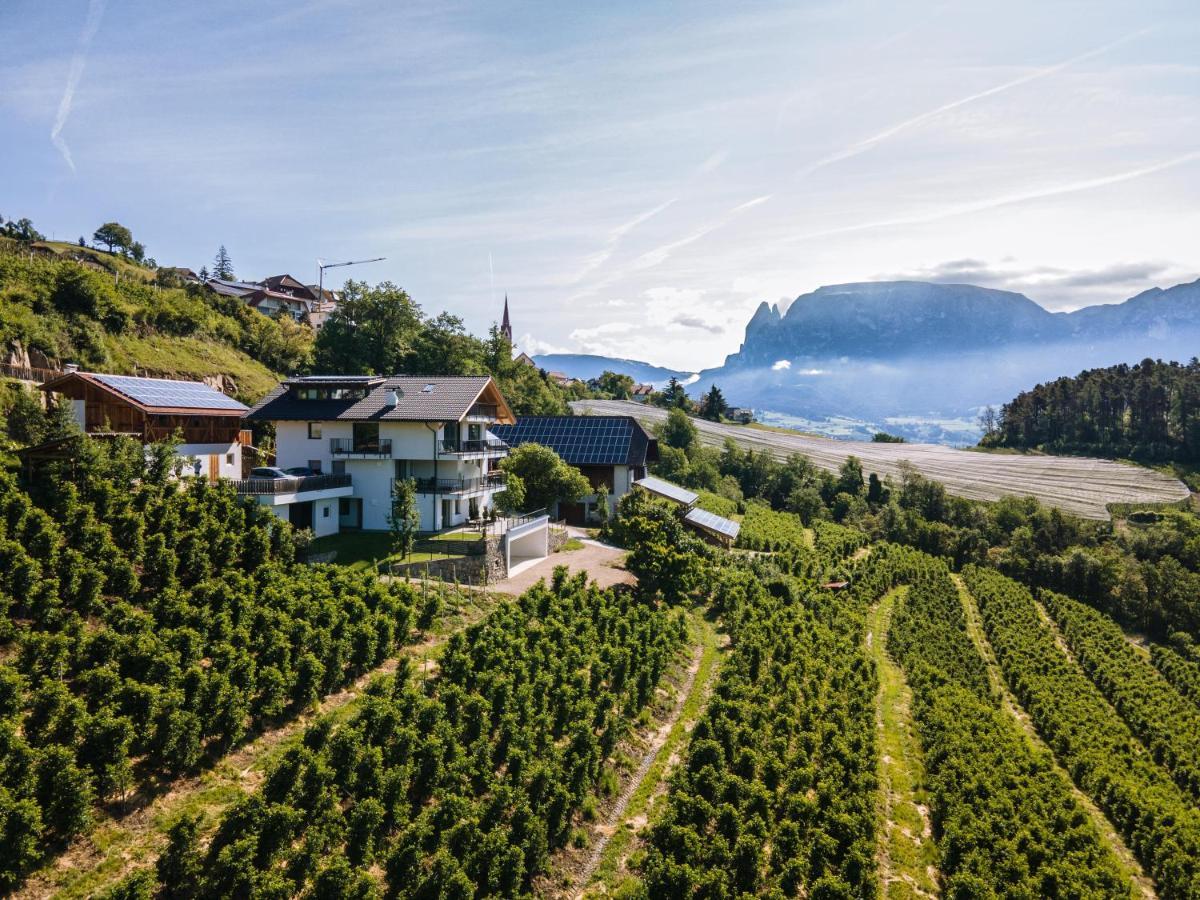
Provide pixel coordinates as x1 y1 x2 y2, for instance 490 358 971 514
489 539 634 595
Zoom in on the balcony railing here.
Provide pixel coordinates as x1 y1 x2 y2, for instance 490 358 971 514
411 472 506 495
466 403 499 420
440 437 509 455
330 437 392 457
234 473 352 496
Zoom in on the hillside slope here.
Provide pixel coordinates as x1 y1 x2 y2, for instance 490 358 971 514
0 238 306 402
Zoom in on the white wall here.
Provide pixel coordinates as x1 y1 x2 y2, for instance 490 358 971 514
313 498 339 537
178 441 241 480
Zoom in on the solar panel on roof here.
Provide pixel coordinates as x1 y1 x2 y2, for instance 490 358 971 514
92 374 247 412
684 507 741 540
634 476 699 506
491 416 640 466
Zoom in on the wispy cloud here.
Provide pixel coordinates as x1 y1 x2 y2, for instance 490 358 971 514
50 0 106 171
796 27 1154 179
571 196 677 282
671 314 724 333
788 150 1200 243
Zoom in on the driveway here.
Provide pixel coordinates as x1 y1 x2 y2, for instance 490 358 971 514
489 539 634 595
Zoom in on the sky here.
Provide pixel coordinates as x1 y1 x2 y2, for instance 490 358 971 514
2 0 1199 372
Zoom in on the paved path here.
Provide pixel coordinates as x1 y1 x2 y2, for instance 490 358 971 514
571 399 1189 519
490 540 633 595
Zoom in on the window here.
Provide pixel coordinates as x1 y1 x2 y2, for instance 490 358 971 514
339 499 351 515
332 460 346 475
353 422 379 452
394 460 408 479
454 500 461 514
308 422 322 439
226 452 235 465
322 506 330 518
308 460 322 474
422 384 435 393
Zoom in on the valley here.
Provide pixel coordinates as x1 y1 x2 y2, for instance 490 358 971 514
571 398 1190 518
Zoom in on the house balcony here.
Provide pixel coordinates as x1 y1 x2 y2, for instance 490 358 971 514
410 472 506 496
465 403 499 422
330 437 392 458
234 473 354 505
439 437 509 457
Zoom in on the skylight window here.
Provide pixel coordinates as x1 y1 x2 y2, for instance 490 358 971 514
422 384 435 393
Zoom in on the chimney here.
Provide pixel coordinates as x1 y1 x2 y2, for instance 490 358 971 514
384 389 400 408
64 362 79 373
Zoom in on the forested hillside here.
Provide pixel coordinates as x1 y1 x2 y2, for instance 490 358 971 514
0 233 586 417
0 238 297 401
983 358 1200 463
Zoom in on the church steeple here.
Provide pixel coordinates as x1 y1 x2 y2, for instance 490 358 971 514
500 294 513 343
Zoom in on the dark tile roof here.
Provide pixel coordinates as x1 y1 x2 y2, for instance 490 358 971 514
490 416 658 467
245 376 500 422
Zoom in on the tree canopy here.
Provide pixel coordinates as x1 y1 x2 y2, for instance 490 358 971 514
93 222 134 254
498 442 589 513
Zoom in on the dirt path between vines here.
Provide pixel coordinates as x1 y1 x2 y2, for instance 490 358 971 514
952 576 1156 900
867 589 939 900
19 590 506 900
544 614 721 900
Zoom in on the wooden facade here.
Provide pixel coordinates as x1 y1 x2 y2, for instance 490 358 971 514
42 374 245 445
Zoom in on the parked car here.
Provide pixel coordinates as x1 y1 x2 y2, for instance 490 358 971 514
249 466 290 480
284 466 318 477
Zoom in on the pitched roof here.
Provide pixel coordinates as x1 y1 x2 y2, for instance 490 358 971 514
42 372 248 415
262 274 317 299
205 278 260 298
490 416 658 467
245 375 514 423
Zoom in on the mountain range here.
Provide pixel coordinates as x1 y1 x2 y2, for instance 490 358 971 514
567 278 1200 443
530 353 691 386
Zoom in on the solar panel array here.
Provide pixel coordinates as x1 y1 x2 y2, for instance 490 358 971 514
685 507 741 540
634 475 699 506
93 374 248 411
492 417 637 465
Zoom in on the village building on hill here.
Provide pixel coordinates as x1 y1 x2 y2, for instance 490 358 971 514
205 272 338 327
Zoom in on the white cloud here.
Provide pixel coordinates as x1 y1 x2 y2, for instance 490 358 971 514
517 332 571 355
772 359 791 370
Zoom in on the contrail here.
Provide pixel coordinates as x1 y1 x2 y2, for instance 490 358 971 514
572 197 678 282
797 27 1154 178
788 150 1200 243
51 0 106 171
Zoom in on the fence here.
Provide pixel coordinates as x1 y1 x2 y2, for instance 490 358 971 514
0 362 62 383
330 438 392 457
232 473 352 495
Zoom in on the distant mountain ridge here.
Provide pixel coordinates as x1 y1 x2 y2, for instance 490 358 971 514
724 279 1200 368
687 277 1200 443
531 353 692 386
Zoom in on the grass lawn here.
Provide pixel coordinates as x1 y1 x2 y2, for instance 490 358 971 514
309 531 473 573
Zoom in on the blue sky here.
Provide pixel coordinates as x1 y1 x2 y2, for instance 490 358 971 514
2 0 1198 370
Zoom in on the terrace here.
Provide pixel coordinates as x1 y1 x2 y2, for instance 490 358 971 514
411 472 506 495
233 473 353 496
330 437 392 458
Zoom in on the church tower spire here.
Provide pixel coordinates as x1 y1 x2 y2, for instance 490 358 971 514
500 294 513 343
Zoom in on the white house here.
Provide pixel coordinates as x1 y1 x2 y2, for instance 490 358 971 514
40 370 248 479
244 375 514 536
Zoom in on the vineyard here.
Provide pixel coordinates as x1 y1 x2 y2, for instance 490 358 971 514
6 430 1200 898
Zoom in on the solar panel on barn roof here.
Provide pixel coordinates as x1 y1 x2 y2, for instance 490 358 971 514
684 507 741 540
91 374 248 412
634 476 699 506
